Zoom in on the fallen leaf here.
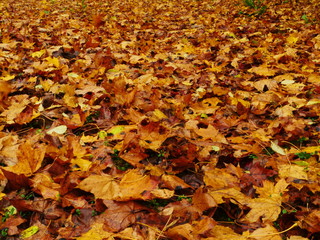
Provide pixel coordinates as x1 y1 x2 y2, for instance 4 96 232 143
3 139 46 176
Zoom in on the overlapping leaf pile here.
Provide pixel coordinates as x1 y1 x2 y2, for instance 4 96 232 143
0 0 319 239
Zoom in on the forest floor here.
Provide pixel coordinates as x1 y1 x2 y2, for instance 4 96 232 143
0 0 320 239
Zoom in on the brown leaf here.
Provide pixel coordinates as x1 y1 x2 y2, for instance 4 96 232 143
98 200 149 232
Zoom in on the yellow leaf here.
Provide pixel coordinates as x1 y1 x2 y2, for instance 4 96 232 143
153 109 168 120
45 56 60 68
20 226 39 239
274 105 295 117
107 125 137 140
306 99 320 106
71 158 92 171
248 66 276 76
0 193 5 200
209 188 249 205
249 224 282 240
242 198 282 223
3 139 46 176
119 169 159 200
76 223 114 240
278 165 308 180
287 236 309 240
286 34 299 45
300 146 320 153
204 167 238 190
78 175 121 200
149 188 174 199
0 74 15 81
31 49 46 58
209 225 246 239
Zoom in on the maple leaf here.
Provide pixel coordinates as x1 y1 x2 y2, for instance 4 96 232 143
192 187 217 212
241 179 289 223
76 223 114 240
139 122 171 151
207 225 247 240
204 167 239 190
297 210 320 233
249 223 282 240
78 169 173 201
166 216 216 240
2 138 46 177
0 95 31 124
0 133 19 167
77 174 121 200
185 120 228 143
32 172 61 200
248 65 277 76
96 200 150 232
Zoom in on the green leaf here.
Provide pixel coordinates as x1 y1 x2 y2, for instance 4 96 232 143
293 160 309 167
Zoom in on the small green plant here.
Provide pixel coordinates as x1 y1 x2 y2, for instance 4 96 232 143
176 195 192 202
91 210 99 217
297 137 308 144
2 206 17 222
249 154 258 159
111 150 133 171
20 192 35 200
146 199 170 211
244 0 263 9
85 111 100 124
74 209 81 216
301 14 309 23
242 0 267 16
0 228 8 237
157 150 167 158
282 208 297 214
295 151 313 160
79 0 87 9
263 147 276 156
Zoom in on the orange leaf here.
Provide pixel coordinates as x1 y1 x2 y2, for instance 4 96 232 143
3 139 46 176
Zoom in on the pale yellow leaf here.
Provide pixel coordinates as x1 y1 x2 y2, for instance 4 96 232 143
47 125 67 135
270 141 286 155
